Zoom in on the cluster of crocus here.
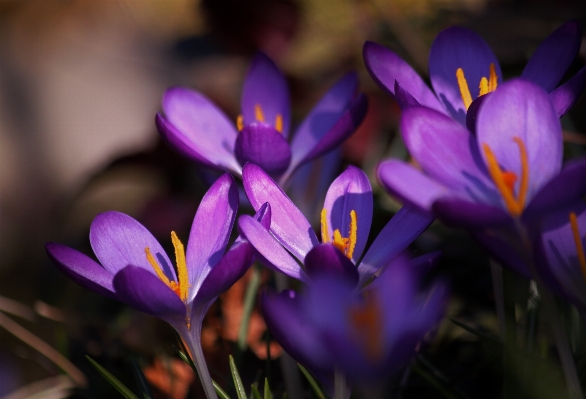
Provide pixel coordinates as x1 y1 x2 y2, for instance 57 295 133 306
155 52 368 186
46 174 253 399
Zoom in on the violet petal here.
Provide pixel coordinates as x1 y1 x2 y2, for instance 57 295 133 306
394 81 421 109
304 244 359 286
433 197 512 228
549 64 586 117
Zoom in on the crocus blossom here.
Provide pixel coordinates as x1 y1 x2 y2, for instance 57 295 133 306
537 202 586 318
378 79 586 275
46 174 253 399
238 163 433 286
364 20 585 126
156 52 367 185
262 253 446 389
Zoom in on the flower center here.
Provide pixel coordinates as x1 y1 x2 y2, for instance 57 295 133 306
236 104 283 133
569 212 586 283
348 293 384 362
145 231 190 303
482 137 529 217
456 63 498 110
320 208 357 259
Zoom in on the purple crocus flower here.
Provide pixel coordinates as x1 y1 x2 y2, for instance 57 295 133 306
156 52 367 185
46 174 253 399
378 78 586 275
262 253 447 392
537 202 586 318
364 20 585 126
238 163 433 287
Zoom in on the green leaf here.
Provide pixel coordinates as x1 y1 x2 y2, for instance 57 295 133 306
213 380 231 399
297 363 325 399
251 384 262 399
229 355 247 399
86 355 140 399
129 357 153 399
263 378 271 399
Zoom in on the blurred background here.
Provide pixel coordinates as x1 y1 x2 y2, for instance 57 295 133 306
0 0 585 398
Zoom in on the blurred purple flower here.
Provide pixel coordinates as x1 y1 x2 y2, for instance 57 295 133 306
238 163 433 286
364 20 585 127
262 254 447 387
378 79 586 275
46 173 252 399
537 202 586 318
156 52 367 184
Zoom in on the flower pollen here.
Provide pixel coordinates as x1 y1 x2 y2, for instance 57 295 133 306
456 63 498 110
482 136 529 217
569 212 586 283
348 293 384 362
320 208 357 259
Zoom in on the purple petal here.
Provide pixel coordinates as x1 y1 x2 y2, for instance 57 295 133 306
261 290 334 372
243 163 318 260
377 159 447 213
288 73 357 167
90 211 173 278
287 92 368 176
238 215 310 282
363 41 442 112
549 64 586 117
433 197 512 228
358 205 433 285
524 158 586 219
113 266 186 318
186 173 238 296
46 243 116 299
394 81 421 109
465 93 488 134
234 124 291 179
474 231 531 278
241 53 290 138
158 88 241 173
194 241 253 306
477 79 563 199
304 244 359 286
400 106 496 202
521 21 582 92
429 27 502 126
322 166 372 262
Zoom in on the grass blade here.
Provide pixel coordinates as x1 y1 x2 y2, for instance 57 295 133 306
213 380 231 399
129 357 152 399
229 355 247 399
263 378 271 399
251 384 262 399
297 363 325 399
86 356 139 399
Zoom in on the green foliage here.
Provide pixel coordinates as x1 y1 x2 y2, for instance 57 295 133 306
86 355 140 399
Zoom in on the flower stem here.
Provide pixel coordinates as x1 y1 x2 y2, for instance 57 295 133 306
334 369 350 399
184 328 218 399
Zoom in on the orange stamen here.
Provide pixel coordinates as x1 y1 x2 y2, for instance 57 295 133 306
254 104 265 122
479 77 489 96
146 247 180 297
236 115 244 131
456 68 473 110
275 114 283 133
145 232 190 302
488 63 498 92
320 209 358 259
569 212 586 282
349 293 383 362
482 137 529 217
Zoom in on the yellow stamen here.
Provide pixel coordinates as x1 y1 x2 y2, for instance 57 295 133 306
145 247 180 296
236 115 244 131
482 137 529 217
569 212 586 282
254 104 265 122
171 231 189 302
275 114 283 133
488 63 498 92
349 293 383 362
456 68 473 111
321 209 357 260
320 208 330 243
479 77 489 96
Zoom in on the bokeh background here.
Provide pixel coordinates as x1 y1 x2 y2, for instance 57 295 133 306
0 0 585 398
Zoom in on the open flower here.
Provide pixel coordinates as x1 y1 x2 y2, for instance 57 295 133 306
46 174 253 399
262 254 447 389
537 202 586 318
378 79 586 275
156 52 367 185
364 20 585 126
238 163 433 286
